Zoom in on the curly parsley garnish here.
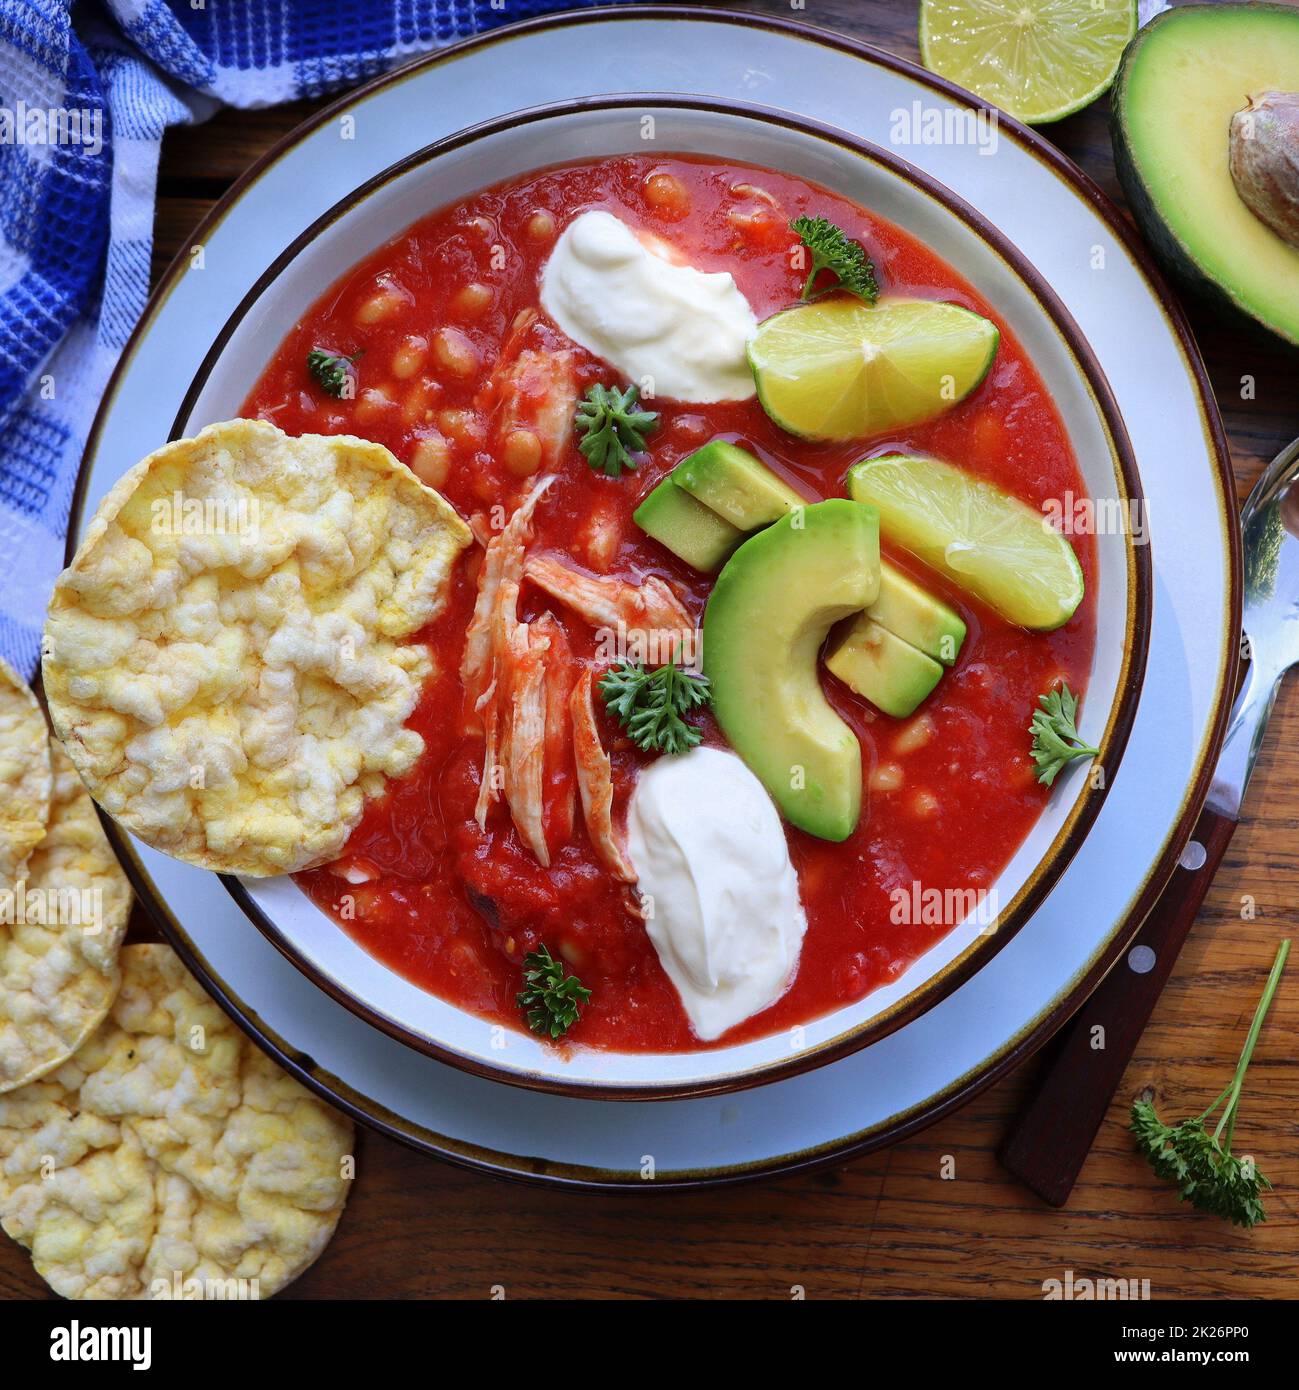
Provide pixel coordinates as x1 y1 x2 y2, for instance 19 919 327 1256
1029 682 1099 786
307 347 363 398
599 660 712 756
517 945 591 1040
575 383 659 478
1132 938 1290 1228
790 215 879 303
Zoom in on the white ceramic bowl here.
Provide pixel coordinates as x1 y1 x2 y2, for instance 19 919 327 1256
174 97 1150 1099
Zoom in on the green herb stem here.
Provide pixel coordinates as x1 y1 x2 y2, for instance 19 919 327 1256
1131 937 1290 1227
1213 937 1290 1151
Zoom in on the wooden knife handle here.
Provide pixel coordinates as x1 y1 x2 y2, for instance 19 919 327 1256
998 803 1238 1207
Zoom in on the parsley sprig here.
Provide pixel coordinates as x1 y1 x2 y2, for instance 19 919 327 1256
790 215 879 303
1029 682 1099 786
517 945 592 1040
599 660 712 756
307 347 363 398
1132 938 1290 1228
575 383 660 478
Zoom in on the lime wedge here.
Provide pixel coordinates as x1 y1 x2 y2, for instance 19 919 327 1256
919 0 1137 125
748 298 998 442
846 453 1083 630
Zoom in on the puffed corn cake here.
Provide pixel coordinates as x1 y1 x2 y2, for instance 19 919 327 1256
0 943 355 1300
1 735 131 1091
0 658 51 879
42 419 472 876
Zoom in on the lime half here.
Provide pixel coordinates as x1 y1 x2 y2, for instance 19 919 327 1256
847 453 1084 630
748 298 998 442
919 0 1137 125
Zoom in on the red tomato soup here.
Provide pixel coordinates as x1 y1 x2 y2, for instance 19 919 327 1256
241 155 1097 1053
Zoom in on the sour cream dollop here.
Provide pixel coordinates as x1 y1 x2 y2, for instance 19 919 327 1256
626 746 806 1041
539 209 757 403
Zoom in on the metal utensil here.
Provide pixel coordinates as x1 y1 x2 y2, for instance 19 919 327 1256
1000 436 1299 1206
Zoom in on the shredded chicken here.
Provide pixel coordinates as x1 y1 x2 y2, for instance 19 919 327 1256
460 477 664 878
461 475 555 711
476 561 526 830
578 498 623 572
497 348 580 464
570 670 635 883
497 308 538 366
465 475 556 853
534 612 575 849
501 630 550 867
473 680 501 826
524 554 694 657
476 310 579 466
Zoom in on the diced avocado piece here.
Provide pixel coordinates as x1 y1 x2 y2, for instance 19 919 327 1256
826 615 943 720
1112 3 1299 345
634 476 743 574
674 439 806 531
703 499 880 842
872 560 966 667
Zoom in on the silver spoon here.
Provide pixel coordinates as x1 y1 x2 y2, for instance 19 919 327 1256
1000 435 1299 1206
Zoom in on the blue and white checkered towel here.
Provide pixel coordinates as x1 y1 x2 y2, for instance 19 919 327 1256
0 0 599 678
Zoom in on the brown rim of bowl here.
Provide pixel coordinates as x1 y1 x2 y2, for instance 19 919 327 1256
63 6 1238 1185
161 91 1149 1100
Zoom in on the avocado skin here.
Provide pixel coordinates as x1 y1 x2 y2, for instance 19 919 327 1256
1110 3 1299 347
703 499 879 842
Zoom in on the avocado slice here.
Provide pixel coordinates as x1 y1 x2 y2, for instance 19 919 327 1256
703 499 880 842
826 615 943 720
1112 3 1299 345
634 476 744 574
674 439 806 530
872 560 966 667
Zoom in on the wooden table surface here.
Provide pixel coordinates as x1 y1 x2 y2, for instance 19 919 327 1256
4 0 1298 1301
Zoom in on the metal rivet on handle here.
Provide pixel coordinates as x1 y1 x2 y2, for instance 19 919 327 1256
1179 840 1207 871
1127 945 1156 975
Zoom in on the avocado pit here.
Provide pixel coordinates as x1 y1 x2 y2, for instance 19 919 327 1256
1230 91 1299 249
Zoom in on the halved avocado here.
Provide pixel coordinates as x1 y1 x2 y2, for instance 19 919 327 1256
703 499 880 841
1112 3 1299 344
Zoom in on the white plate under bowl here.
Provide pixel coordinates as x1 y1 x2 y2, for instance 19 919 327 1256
174 96 1147 1098
71 8 1236 1184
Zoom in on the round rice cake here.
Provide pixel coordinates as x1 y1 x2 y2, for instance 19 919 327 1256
0 658 51 879
0 737 131 1091
0 943 355 1300
42 418 471 876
